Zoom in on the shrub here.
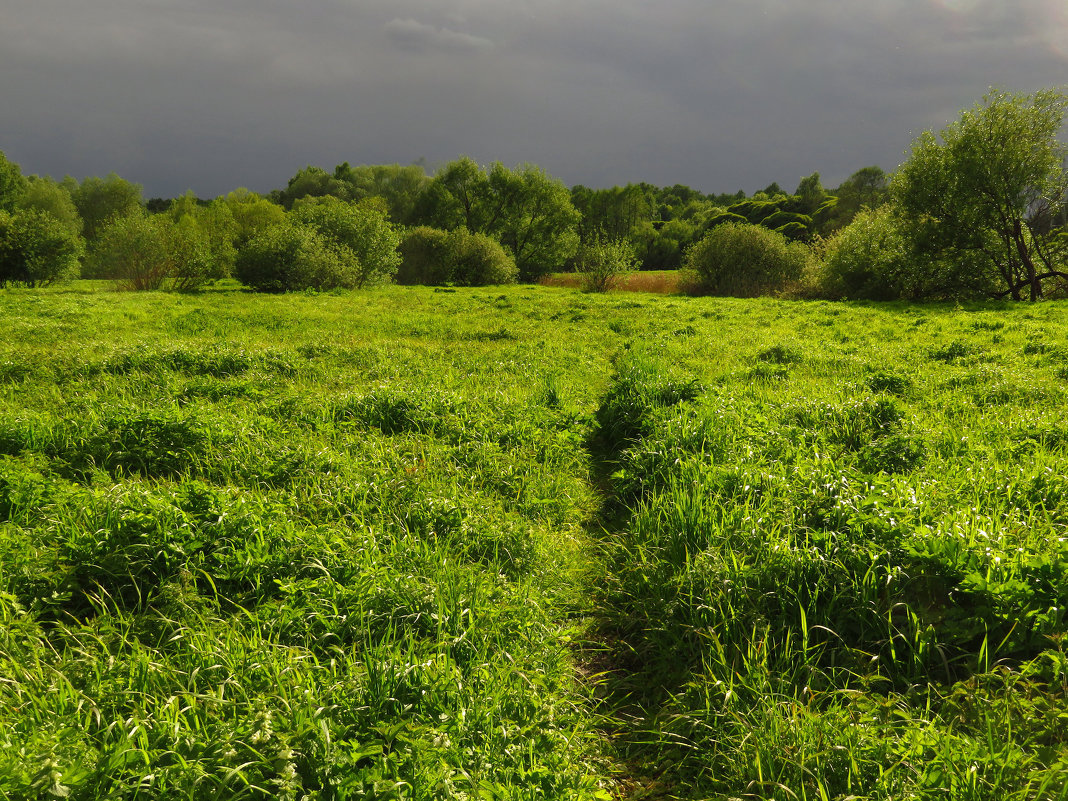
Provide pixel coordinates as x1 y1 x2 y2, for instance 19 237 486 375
292 196 401 287
88 212 214 291
397 226 451 285
574 235 637 293
397 226 517 286
819 206 917 300
0 208 83 287
448 227 517 286
682 221 809 297
235 220 357 292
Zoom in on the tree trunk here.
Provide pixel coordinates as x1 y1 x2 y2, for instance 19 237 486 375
1012 219 1042 300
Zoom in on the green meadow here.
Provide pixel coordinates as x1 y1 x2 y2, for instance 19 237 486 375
2 284 1068 799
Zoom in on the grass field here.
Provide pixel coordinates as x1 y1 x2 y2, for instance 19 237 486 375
1 284 1067 799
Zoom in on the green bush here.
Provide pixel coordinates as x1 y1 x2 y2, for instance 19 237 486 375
819 205 923 300
88 212 214 291
0 208 83 287
574 235 637 293
448 227 517 285
397 226 451 285
682 221 809 297
292 196 401 287
397 226 517 286
235 220 357 292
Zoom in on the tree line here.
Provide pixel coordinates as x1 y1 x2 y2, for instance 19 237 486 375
1 87 1065 300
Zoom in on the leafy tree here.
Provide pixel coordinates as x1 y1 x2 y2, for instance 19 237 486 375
291 196 401 287
397 226 452 285
893 88 1068 300
815 167 889 235
16 176 82 235
89 212 212 291
332 162 429 224
278 165 352 208
235 220 355 293
486 163 580 280
0 208 83 287
414 158 580 281
0 151 28 213
632 217 698 270
794 172 829 216
837 166 887 210
223 188 286 249
571 184 655 243
819 206 927 299
167 192 237 279
683 221 809 297
413 156 488 231
69 173 143 244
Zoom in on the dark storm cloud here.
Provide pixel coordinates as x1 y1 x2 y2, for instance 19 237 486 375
0 0 1064 198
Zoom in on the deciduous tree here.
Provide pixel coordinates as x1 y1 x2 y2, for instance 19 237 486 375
69 173 143 244
0 151 27 213
893 88 1068 300
414 158 580 280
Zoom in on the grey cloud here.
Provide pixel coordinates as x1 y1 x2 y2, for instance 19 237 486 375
384 18 493 52
0 0 1064 198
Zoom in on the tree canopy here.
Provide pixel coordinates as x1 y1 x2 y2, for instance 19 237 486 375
415 158 580 280
893 88 1068 300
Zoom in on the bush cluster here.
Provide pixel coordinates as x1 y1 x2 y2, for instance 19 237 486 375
397 226 517 286
0 208 83 288
683 221 810 297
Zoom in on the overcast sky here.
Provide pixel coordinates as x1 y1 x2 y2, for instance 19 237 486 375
1 0 1066 199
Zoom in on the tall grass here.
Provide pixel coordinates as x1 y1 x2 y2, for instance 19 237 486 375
1 285 1067 798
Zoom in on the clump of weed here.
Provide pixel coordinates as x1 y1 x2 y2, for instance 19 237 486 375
331 388 463 438
757 343 803 365
928 340 980 363
790 397 923 473
866 369 913 396
747 363 789 382
86 409 211 479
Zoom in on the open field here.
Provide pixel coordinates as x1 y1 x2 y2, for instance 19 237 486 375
2 284 1068 799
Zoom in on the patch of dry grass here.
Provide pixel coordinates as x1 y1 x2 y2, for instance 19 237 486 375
539 270 684 294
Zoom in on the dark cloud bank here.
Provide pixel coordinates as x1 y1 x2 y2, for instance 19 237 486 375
1 0 1065 198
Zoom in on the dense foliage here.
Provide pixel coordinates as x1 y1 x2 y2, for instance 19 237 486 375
820 205 922 300
683 220 810 297
0 208 83 287
89 212 215 291
234 220 358 292
397 226 517 286
573 235 638 293
291 197 401 288
415 157 581 281
0 86 1064 297
893 88 1068 300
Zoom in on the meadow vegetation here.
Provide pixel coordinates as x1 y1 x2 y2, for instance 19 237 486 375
0 84 1067 799
1 284 1068 799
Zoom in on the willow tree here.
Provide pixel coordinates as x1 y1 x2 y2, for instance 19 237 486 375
893 88 1068 300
